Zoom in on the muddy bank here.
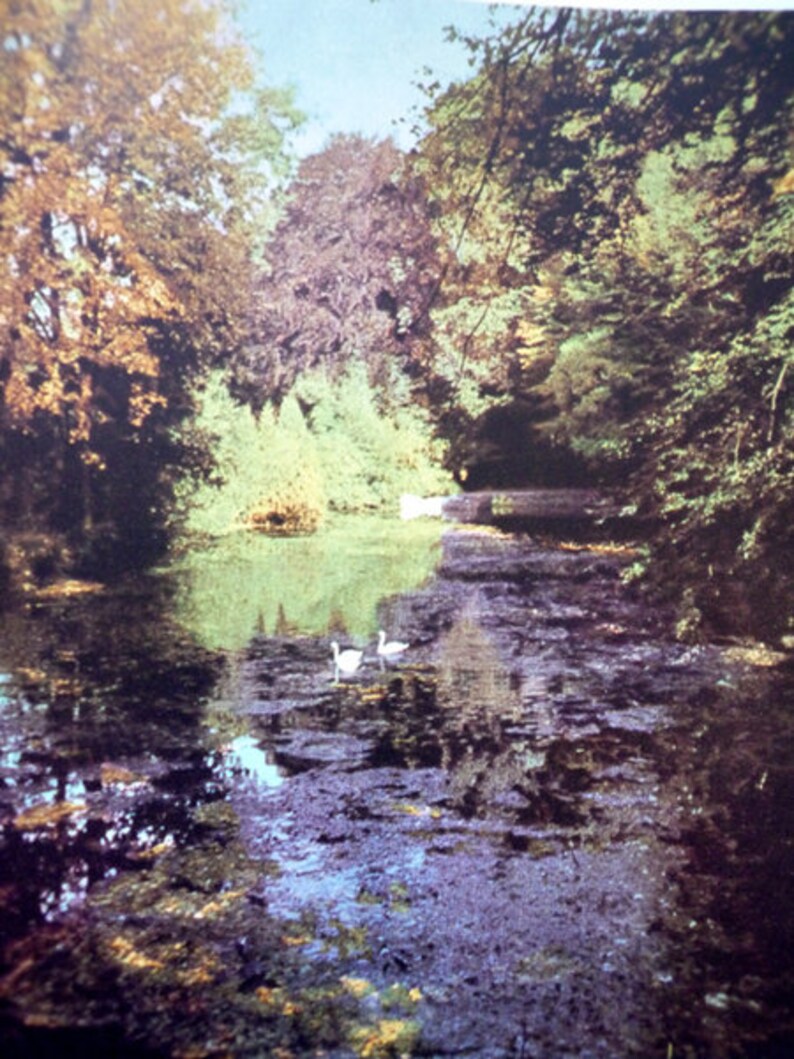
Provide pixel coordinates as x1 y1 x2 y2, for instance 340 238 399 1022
0 525 792 1057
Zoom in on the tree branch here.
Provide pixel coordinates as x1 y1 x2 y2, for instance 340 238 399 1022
767 359 789 443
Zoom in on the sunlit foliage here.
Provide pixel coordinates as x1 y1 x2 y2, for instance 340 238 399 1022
417 10 793 636
0 0 297 565
175 365 452 538
293 362 453 514
174 372 324 538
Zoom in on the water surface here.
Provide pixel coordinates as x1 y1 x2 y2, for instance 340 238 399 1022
167 514 443 649
0 519 792 1058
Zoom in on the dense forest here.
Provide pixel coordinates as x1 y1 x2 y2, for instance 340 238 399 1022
1 2 792 642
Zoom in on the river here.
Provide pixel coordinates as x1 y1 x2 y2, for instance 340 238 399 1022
0 514 792 1057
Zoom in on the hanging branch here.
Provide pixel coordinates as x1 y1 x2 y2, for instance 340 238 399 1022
767 360 789 443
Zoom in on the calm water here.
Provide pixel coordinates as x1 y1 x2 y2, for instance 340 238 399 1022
0 516 792 1058
0 515 443 906
166 514 444 649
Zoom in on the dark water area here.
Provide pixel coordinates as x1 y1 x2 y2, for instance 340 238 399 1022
0 516 792 1058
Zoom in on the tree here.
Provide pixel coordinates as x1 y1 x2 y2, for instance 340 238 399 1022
232 135 442 406
0 0 297 567
416 10 793 635
173 362 452 536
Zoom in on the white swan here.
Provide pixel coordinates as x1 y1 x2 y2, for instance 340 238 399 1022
377 629 410 658
331 641 363 678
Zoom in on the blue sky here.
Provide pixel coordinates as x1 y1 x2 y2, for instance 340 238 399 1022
235 1 792 157
235 0 523 155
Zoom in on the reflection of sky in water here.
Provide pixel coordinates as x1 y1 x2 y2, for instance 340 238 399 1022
0 745 23 770
226 735 285 789
265 835 426 929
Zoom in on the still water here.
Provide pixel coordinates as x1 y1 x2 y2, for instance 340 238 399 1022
167 515 444 649
0 516 792 1058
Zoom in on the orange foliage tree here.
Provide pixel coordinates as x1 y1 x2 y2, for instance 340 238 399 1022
0 0 297 566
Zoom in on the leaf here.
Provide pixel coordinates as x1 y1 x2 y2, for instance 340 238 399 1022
13 801 88 831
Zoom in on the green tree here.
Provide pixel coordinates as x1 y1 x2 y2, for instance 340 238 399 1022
294 362 452 514
174 372 325 538
0 0 297 568
174 364 452 536
417 10 793 636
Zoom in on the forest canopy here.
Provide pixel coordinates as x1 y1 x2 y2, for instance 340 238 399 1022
1 3 791 641
410 8 793 638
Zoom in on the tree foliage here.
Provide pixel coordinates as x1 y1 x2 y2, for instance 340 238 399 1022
173 372 325 539
175 364 452 538
416 10 793 637
232 135 442 405
0 0 297 564
293 362 452 514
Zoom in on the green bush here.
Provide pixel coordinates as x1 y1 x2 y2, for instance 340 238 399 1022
295 362 453 514
173 363 453 540
173 373 325 538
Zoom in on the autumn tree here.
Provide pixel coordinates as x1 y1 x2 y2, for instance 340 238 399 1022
0 0 297 569
232 135 442 407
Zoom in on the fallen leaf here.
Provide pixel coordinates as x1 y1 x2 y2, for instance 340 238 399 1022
34 579 104 598
13 802 87 831
108 936 164 971
724 644 787 668
341 976 375 998
100 763 147 787
281 934 313 947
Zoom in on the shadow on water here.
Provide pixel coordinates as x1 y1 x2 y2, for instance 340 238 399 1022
0 520 793 1057
0 573 222 942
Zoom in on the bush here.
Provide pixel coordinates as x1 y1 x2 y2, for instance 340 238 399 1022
294 362 453 514
173 364 453 540
173 373 325 538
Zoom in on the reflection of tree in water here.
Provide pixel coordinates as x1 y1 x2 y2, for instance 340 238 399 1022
371 612 540 819
368 612 592 825
637 666 794 1052
435 612 522 736
170 517 442 650
0 578 226 944
435 613 555 820
516 670 557 744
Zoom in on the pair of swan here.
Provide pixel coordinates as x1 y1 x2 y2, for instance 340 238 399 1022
331 630 409 678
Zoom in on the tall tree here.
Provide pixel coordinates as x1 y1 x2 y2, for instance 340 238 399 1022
233 135 441 406
0 0 297 564
417 10 793 635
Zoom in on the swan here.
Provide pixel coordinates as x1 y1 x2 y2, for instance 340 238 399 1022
377 629 409 658
331 641 363 678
